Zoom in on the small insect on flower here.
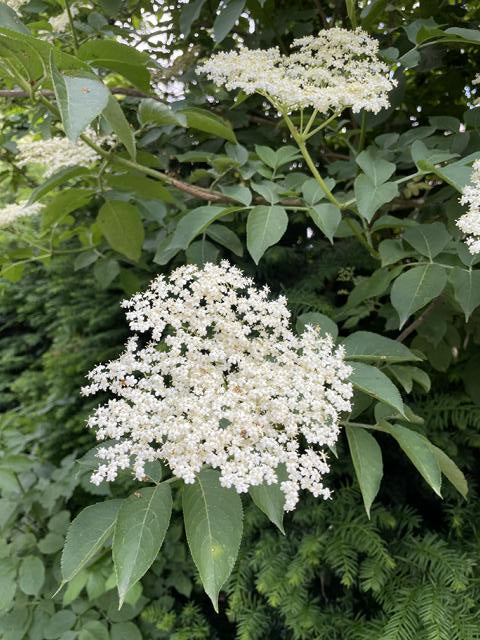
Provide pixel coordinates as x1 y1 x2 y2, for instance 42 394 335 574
82 262 353 511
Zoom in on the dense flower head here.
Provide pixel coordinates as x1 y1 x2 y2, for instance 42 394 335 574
458 159 480 254
16 129 113 178
82 262 353 511
199 27 395 114
0 201 43 228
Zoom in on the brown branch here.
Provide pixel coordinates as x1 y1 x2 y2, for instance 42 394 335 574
396 298 442 343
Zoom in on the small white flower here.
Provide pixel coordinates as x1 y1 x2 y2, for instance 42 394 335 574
458 159 480 254
199 27 396 115
0 201 43 227
3 0 28 12
82 262 353 511
16 129 113 178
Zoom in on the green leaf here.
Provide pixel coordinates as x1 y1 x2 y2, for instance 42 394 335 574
63 570 88 605
450 267 480 321
42 187 94 227
183 468 243 611
0 558 16 611
356 148 395 185
346 426 383 517
0 3 29 33
97 201 145 261
111 622 142 640
27 166 90 205
295 312 338 339
390 264 447 328
249 465 287 533
213 0 246 43
385 424 442 496
50 55 110 142
138 98 187 128
220 184 252 206
169 205 233 250
19 555 45 596
77 39 151 91
342 331 421 363
419 158 476 192
349 362 405 417
346 267 401 308
246 205 288 264
102 95 136 160
308 203 341 243
62 499 122 582
429 444 468 499
403 223 450 259
179 107 237 143
302 177 336 205
180 0 207 36
106 174 173 202
379 238 413 267
78 620 109 640
113 484 172 607
94 257 120 288
44 611 76 639
354 174 399 222
206 223 244 256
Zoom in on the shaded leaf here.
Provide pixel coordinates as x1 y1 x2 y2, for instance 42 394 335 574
349 362 405 417
346 426 383 517
246 205 288 264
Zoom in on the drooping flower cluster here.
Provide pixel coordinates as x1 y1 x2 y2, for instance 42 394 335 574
0 201 43 228
82 262 353 511
458 159 480 254
199 27 395 114
16 129 113 178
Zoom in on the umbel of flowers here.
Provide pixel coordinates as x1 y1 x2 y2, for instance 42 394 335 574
458 159 480 254
199 27 396 114
83 262 353 511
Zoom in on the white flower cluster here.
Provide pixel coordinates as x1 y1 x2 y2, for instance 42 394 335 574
3 0 28 12
16 129 112 178
458 159 480 254
199 27 395 114
0 201 43 228
82 262 353 511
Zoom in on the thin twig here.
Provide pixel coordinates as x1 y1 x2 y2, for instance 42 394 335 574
396 298 442 343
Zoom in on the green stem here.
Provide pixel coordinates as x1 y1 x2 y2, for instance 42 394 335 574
282 111 342 209
64 0 79 53
357 111 367 153
302 109 319 137
346 218 379 259
303 110 341 141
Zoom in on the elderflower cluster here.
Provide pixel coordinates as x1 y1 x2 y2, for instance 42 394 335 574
16 129 113 178
0 201 43 228
199 27 395 114
82 262 353 511
3 0 28 12
458 159 480 254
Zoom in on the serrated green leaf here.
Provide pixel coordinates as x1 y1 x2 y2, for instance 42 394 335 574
450 266 480 321
385 424 442 496
138 98 187 128
19 555 45 596
169 205 234 250
97 201 144 261
213 0 245 43
249 465 287 533
50 54 110 142
206 223 244 256
403 222 451 259
349 362 405 417
346 426 383 517
179 107 237 143
102 95 136 160
390 264 447 328
342 331 421 363
183 468 243 611
246 205 288 264
354 174 398 222
308 203 341 243
62 499 122 582
113 484 172 607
